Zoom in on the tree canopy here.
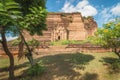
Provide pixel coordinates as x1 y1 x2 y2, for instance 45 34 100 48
0 0 47 80
95 18 120 59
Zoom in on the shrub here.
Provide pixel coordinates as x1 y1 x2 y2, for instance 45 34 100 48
111 60 120 72
27 38 40 47
11 39 21 46
27 64 45 76
61 40 70 45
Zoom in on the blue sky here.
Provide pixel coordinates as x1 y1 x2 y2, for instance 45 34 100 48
1 0 120 41
46 0 120 27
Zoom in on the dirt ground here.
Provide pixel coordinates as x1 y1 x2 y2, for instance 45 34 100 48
0 46 120 80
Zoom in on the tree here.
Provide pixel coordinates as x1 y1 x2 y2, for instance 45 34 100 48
0 0 47 80
14 0 47 65
0 0 21 80
95 18 120 59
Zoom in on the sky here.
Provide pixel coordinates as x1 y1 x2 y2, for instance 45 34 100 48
1 0 120 41
46 0 120 27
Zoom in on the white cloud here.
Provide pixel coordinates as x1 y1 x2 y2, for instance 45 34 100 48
6 36 18 41
94 3 120 27
61 1 76 13
100 8 113 22
60 0 98 17
111 3 120 16
0 36 18 42
95 7 116 27
76 0 88 8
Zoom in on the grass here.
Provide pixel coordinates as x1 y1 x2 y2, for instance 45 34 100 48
49 39 100 46
0 56 28 80
50 40 83 46
0 56 27 68
0 57 9 68
0 52 120 80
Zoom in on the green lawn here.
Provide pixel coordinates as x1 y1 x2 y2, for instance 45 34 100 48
0 52 120 80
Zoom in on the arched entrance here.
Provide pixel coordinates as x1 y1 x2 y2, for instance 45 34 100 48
52 23 67 41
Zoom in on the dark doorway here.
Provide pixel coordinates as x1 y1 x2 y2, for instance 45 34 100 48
58 36 60 40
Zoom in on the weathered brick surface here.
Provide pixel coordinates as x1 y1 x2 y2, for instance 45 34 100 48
0 12 99 56
24 12 97 42
0 45 111 56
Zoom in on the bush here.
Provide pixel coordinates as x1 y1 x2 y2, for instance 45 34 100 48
27 64 45 76
27 38 40 47
61 40 70 45
111 60 120 72
101 57 120 73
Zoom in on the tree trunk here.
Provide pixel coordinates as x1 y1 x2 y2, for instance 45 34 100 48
115 52 120 59
1 29 15 80
19 31 34 66
18 36 24 60
114 48 120 59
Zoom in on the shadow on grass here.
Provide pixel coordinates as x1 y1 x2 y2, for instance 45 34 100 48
0 52 95 80
80 72 98 80
33 52 95 80
0 61 29 72
100 57 120 74
0 60 30 80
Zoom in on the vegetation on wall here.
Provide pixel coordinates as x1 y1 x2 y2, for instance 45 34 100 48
50 40 95 46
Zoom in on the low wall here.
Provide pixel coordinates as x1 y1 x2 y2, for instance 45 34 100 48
66 47 111 53
66 44 112 53
0 47 18 56
0 44 112 56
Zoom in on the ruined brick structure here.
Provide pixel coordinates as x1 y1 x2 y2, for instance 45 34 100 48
24 12 97 42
